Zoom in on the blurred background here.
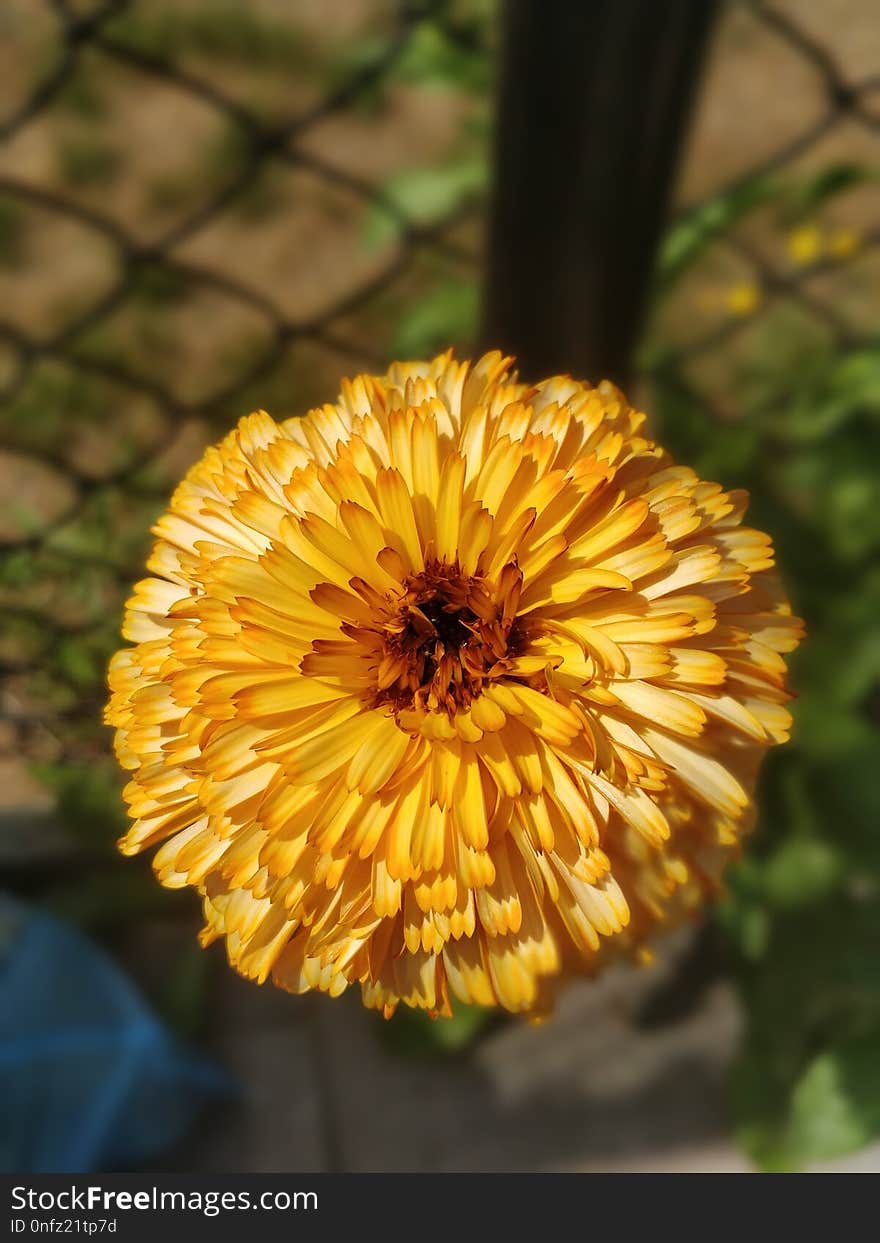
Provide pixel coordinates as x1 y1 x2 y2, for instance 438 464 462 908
1 0 879 1174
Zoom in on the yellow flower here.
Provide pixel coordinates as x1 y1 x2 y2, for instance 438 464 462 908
786 223 823 266
725 281 761 317
106 351 802 1017
827 227 861 260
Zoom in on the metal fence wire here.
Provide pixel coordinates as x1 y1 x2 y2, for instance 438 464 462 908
667 0 880 364
0 0 878 782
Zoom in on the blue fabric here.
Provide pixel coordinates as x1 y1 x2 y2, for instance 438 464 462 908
0 895 229 1173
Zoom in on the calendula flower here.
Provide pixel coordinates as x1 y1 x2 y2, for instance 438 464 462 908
106 351 802 1016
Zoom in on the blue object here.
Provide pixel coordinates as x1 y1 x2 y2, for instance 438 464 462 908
0 895 229 1173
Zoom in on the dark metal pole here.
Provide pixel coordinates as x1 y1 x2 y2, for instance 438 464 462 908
482 0 719 387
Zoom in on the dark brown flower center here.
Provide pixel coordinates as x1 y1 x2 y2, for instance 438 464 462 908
371 560 524 715
417 594 473 653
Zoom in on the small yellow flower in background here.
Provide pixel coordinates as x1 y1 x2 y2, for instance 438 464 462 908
786 223 824 266
725 281 762 317
106 352 802 1017
827 227 862 260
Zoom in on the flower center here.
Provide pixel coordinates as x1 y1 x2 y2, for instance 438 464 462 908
372 561 523 716
416 594 473 653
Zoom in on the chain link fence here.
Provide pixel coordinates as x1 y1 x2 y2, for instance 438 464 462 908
653 0 880 373
0 0 488 796
0 0 878 827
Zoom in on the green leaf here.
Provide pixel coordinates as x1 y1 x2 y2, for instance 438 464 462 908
731 894 880 1167
655 164 880 294
32 760 127 845
363 158 487 248
782 162 880 223
739 1036 880 1169
53 631 114 690
648 158 880 1175
381 1001 495 1057
788 1039 880 1163
390 279 479 357
393 22 490 93
760 837 844 910
655 174 781 292
808 742 880 871
768 345 880 444
0 549 43 587
716 892 771 962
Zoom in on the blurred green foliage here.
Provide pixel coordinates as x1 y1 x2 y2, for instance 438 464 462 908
648 169 880 1170
359 2 490 331
390 276 479 357
33 760 128 847
656 162 880 293
374 156 880 1164
394 17 493 93
364 155 487 250
381 1000 496 1057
